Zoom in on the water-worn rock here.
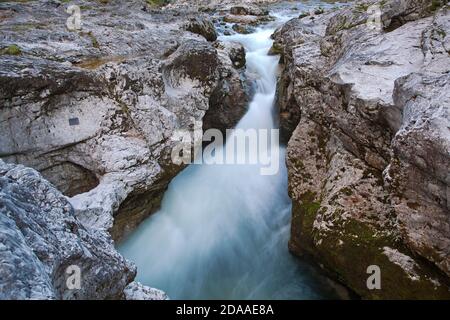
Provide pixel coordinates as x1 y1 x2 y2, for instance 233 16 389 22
0 0 248 243
275 0 450 298
217 1 274 36
0 160 136 299
223 14 274 26
215 41 246 69
123 281 169 300
204 41 249 134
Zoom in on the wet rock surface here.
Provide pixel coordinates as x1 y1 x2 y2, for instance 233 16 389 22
0 160 136 299
275 0 450 298
2 0 448 301
0 0 249 244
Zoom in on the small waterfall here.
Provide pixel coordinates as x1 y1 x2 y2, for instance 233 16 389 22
118 13 340 300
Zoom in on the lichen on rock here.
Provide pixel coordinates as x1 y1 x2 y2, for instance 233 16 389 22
276 0 450 298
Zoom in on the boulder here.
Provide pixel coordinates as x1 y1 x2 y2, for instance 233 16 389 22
0 160 135 299
123 282 169 300
232 23 255 34
204 41 249 134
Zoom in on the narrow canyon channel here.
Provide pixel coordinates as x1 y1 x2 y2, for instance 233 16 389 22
119 3 343 300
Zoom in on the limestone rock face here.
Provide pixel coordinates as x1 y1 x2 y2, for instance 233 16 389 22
0 160 135 299
230 4 269 16
0 0 248 243
184 16 218 42
275 0 450 298
389 71 450 278
123 282 169 300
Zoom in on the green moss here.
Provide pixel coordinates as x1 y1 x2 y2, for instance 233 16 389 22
342 219 384 243
268 43 283 55
295 209 450 299
436 29 447 38
430 0 443 11
302 199 321 217
80 31 100 49
11 23 46 31
340 187 353 196
298 12 309 19
0 44 22 55
293 158 305 170
314 7 325 15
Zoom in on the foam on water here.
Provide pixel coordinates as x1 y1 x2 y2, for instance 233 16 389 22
118 12 340 300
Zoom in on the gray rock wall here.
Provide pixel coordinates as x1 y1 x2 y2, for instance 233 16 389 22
0 160 134 299
0 0 249 242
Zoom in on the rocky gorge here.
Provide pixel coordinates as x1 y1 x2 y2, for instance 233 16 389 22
0 0 449 300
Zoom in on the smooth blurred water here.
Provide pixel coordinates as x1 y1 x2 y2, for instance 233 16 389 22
118 10 341 300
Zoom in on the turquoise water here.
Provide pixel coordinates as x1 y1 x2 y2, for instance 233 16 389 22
118 4 344 300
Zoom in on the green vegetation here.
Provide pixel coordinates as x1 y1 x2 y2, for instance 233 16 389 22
355 3 370 12
430 0 443 11
269 43 283 55
436 29 447 38
11 23 46 31
0 44 22 55
85 31 99 48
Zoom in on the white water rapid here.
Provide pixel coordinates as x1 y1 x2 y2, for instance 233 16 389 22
119 9 340 300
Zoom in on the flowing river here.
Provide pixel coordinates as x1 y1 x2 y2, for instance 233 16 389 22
119 3 344 300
